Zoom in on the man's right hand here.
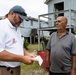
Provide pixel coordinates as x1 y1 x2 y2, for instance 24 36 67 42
21 56 38 65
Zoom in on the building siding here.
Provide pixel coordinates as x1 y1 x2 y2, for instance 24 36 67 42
45 0 76 27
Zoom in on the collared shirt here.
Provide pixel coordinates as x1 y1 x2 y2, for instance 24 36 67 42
46 32 76 73
0 18 24 67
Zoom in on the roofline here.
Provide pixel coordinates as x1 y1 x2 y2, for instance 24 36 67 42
44 0 50 4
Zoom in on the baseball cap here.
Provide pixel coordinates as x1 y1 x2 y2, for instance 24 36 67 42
9 5 29 21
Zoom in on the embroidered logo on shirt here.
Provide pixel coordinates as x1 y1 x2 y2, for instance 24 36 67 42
12 38 17 44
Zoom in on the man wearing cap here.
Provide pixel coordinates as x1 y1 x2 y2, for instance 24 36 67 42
0 5 37 75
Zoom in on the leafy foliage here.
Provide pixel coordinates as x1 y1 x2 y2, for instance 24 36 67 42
23 39 29 50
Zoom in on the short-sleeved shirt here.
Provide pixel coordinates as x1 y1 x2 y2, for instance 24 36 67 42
0 18 24 67
46 32 76 73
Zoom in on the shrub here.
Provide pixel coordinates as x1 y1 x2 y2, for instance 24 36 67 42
23 39 29 50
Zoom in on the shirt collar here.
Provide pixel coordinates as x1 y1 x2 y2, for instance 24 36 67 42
5 18 17 29
56 30 69 38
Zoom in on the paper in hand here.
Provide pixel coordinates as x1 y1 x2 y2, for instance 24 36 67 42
32 55 43 66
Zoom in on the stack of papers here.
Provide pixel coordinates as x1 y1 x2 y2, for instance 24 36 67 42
32 56 43 66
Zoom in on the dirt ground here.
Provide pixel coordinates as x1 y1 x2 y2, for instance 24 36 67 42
22 68 49 75
24 70 49 75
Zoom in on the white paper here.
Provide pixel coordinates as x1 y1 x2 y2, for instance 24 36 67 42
32 56 43 66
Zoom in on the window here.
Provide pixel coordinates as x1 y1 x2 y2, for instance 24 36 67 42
54 2 64 19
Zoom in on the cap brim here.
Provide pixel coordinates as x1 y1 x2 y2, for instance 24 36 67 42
18 14 29 21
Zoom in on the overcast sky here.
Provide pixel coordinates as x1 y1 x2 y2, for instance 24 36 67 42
0 0 48 18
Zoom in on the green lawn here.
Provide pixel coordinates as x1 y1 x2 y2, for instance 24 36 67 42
21 62 41 75
27 43 43 52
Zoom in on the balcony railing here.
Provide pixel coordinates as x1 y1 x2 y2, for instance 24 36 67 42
38 9 76 51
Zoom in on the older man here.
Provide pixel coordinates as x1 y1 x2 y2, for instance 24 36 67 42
46 16 76 75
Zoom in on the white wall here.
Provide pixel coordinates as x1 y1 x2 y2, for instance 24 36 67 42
19 19 50 37
19 20 32 37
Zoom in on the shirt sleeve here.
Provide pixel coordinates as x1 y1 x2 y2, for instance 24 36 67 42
46 38 51 51
0 28 6 52
71 36 76 55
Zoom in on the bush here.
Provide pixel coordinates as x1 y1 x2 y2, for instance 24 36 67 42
23 39 29 50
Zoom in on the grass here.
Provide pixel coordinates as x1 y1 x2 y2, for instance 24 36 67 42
28 44 38 50
21 62 47 75
21 63 40 75
27 43 43 52
21 43 45 75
